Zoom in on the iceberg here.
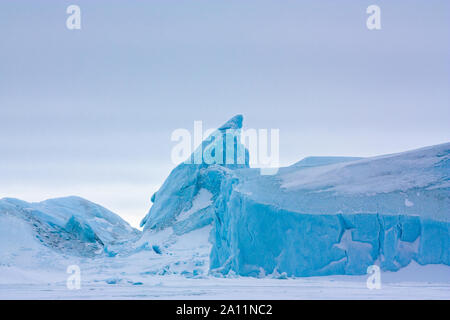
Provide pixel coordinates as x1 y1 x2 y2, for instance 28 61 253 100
143 115 450 277
1 115 448 279
0 115 448 300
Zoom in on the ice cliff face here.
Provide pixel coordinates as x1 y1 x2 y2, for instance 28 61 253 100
143 115 450 277
0 196 140 258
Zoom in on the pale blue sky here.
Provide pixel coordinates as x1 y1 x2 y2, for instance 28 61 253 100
1 1 449 227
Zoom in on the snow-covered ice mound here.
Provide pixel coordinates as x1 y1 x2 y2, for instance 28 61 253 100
0 196 140 260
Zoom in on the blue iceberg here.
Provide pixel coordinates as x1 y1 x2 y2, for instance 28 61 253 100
142 115 450 277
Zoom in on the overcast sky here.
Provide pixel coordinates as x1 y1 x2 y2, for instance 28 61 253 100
1 0 449 227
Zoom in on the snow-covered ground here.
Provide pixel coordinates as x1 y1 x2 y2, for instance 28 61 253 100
2 218 447 299
1 262 449 300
